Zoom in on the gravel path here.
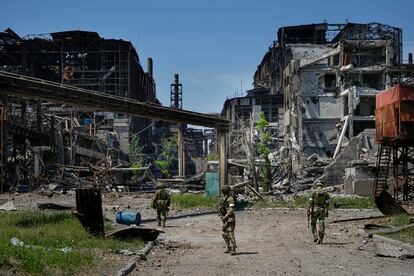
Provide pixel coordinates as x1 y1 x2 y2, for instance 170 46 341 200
134 209 414 276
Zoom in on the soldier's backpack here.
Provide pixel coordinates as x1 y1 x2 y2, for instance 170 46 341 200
314 189 327 208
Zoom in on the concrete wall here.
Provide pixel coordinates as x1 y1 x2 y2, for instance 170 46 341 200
302 120 338 156
344 166 395 197
319 135 358 185
299 70 325 96
114 118 130 154
344 166 375 196
319 97 341 118
319 129 377 185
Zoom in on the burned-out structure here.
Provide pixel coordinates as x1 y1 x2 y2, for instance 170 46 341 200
0 28 158 190
253 22 414 173
0 28 156 153
221 88 284 158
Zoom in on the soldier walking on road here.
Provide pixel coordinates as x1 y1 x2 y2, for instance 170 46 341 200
152 183 170 227
219 185 237 255
308 180 330 244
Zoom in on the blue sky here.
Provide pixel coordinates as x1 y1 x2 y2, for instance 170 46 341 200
2 0 414 113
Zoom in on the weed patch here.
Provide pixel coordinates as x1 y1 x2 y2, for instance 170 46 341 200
380 213 414 245
240 195 375 209
171 194 219 209
0 211 144 274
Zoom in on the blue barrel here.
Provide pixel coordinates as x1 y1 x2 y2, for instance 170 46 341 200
116 211 141 225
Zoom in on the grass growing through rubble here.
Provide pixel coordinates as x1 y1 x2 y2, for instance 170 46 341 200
381 213 414 245
0 210 144 274
171 194 219 209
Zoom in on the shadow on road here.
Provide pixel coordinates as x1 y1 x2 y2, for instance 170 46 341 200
160 225 181 228
235 252 259 255
322 242 353 245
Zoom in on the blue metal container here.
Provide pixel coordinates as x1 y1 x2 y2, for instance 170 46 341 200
116 211 141 225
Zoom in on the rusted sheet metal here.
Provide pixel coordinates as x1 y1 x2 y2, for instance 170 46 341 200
376 84 414 108
375 84 414 142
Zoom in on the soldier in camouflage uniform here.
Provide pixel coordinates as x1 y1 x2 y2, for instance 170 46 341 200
308 180 330 244
152 183 170 227
219 185 237 255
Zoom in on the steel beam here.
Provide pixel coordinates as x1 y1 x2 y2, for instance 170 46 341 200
0 71 229 130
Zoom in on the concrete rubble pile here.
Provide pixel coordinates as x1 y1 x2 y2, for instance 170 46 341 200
319 129 378 196
270 151 330 194
264 129 378 196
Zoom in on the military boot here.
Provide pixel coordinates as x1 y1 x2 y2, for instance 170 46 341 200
223 241 231 253
230 247 236 255
317 236 323 244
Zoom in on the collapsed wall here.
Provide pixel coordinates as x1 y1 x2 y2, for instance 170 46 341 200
319 129 377 187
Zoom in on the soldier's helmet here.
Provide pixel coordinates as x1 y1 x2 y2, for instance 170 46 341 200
221 185 231 194
316 180 324 187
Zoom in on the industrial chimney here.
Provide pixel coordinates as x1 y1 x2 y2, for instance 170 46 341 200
147 57 153 79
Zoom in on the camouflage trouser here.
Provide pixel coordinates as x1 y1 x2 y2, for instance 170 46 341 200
222 220 236 252
311 208 325 243
157 208 167 227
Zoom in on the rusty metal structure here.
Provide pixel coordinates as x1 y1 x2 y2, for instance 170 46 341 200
0 28 156 154
374 84 414 205
0 28 232 192
0 28 159 192
0 71 229 192
374 84 414 214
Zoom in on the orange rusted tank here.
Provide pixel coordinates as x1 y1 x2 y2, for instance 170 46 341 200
375 84 414 142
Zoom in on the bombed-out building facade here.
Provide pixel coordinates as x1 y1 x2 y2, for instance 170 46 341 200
221 88 283 158
0 28 157 154
0 28 159 190
251 22 414 171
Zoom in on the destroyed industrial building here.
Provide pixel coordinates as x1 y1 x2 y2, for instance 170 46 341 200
222 22 414 197
0 28 220 192
1 21 414 203
2 4 414 273
0 28 159 192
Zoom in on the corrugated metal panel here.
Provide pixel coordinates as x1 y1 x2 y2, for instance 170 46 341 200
375 85 414 142
376 85 414 108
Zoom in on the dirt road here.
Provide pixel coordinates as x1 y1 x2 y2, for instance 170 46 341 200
2 193 413 275
134 209 413 276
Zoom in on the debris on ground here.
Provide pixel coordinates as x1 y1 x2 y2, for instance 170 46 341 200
374 242 414 259
10 237 72 253
0 201 18 211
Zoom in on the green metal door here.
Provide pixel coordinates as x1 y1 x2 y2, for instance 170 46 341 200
205 172 219 197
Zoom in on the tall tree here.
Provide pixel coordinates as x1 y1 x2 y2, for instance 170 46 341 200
156 134 177 178
257 112 272 192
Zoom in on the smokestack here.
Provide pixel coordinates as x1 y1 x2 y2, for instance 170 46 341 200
170 74 182 109
409 53 413 64
147 57 153 79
